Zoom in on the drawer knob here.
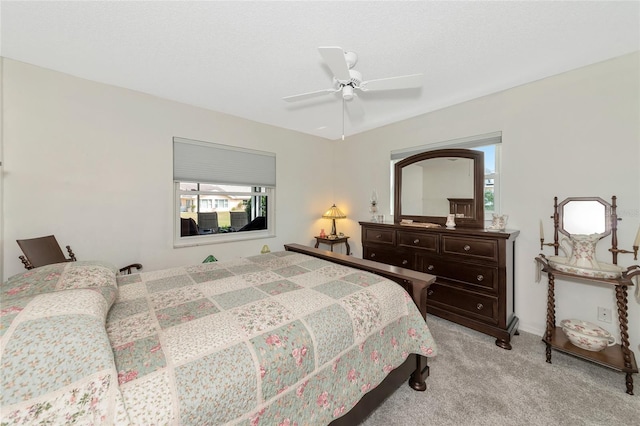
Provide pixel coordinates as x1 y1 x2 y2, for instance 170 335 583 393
476 303 483 310
477 275 484 282
428 290 434 296
464 245 471 251
370 253 376 258
402 260 408 265
413 239 420 244
427 265 434 271
376 234 382 239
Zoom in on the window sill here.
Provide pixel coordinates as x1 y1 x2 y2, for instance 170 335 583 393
173 230 275 248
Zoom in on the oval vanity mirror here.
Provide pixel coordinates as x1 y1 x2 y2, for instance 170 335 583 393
558 196 611 237
394 148 484 228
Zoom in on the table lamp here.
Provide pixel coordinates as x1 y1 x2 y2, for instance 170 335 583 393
322 204 346 236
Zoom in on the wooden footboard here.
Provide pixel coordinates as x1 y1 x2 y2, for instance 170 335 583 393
284 244 436 424
284 244 434 319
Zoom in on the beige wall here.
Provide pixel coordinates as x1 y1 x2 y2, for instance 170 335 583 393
334 52 640 351
2 52 639 351
1 58 333 277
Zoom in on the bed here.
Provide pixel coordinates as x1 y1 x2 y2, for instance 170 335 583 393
1 244 437 425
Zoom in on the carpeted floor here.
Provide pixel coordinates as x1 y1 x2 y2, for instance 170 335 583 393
361 315 640 425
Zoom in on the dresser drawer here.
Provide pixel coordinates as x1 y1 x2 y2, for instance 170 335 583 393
427 284 498 324
363 228 395 245
397 231 438 252
363 247 414 269
420 256 498 293
442 236 498 261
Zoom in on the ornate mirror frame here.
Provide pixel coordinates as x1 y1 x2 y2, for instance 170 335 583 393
558 196 611 238
394 148 485 228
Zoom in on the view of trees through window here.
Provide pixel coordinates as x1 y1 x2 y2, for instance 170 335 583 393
475 144 496 213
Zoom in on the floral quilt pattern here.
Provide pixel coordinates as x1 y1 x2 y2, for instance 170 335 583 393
109 251 437 425
0 261 129 425
1 252 437 425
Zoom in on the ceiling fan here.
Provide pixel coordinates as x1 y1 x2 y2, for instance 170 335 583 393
283 47 423 139
283 46 423 102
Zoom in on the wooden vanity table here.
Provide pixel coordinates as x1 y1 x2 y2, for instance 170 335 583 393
537 196 639 395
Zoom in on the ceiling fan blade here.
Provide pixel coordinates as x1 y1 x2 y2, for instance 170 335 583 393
359 73 423 91
282 88 338 102
318 46 351 82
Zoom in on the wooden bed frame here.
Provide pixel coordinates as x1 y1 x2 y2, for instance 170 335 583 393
283 244 436 425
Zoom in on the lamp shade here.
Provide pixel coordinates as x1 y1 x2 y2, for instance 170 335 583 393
322 204 347 220
322 204 346 236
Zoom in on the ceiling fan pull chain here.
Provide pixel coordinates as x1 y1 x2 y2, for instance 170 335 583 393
342 96 345 141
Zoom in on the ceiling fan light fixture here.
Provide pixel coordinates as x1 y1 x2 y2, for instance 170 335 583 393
342 85 354 100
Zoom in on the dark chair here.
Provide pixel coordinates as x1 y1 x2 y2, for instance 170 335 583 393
230 211 249 229
197 212 219 233
182 217 216 236
17 235 142 275
17 235 76 270
181 218 200 236
238 216 267 231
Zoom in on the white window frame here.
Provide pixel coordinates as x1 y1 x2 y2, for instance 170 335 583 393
174 184 275 247
173 137 276 247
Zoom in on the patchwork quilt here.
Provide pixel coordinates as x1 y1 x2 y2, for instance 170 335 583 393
1 251 437 425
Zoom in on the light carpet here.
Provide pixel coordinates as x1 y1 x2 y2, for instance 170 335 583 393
361 315 640 425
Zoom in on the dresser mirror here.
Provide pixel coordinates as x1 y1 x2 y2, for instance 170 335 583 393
394 148 485 228
558 196 611 237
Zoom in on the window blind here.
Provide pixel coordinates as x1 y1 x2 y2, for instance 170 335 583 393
390 131 502 161
174 137 276 186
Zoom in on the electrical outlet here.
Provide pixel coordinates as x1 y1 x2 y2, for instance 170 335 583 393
597 307 612 323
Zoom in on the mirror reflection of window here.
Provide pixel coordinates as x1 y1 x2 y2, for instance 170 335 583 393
401 164 423 215
401 157 474 216
562 201 606 235
390 131 501 224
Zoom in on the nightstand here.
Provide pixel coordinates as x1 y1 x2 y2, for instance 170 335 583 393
314 236 350 255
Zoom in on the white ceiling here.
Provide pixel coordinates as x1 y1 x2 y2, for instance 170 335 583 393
1 1 639 140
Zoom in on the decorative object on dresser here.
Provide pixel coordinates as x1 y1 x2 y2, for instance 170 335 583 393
488 214 509 231
370 190 379 222
445 214 456 228
361 147 520 350
322 203 347 236
536 195 639 395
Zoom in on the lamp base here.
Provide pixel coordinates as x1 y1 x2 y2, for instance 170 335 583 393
330 219 337 236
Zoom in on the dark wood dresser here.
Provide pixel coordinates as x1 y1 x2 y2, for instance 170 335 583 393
360 221 520 349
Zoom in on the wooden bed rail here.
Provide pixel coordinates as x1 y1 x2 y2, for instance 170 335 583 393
284 244 435 319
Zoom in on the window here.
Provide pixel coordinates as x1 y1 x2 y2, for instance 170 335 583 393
174 138 276 246
214 199 229 209
390 132 502 223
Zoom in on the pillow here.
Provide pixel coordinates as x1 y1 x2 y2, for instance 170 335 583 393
1 261 119 340
2 261 119 303
1 261 127 424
